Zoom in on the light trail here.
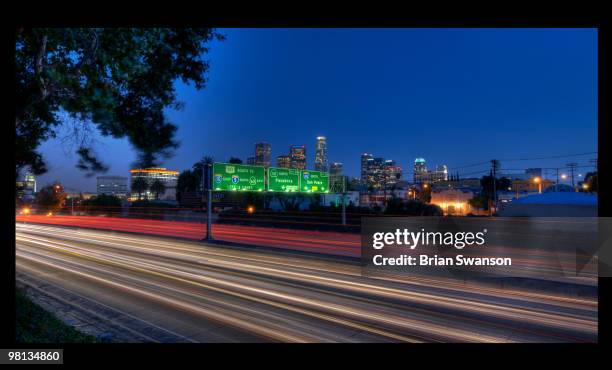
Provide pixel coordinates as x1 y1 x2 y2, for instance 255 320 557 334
15 223 597 343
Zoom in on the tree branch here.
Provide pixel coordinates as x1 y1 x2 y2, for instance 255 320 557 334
36 33 48 98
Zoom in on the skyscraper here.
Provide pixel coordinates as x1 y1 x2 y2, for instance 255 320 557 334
435 165 449 182
330 162 343 176
383 160 402 187
413 157 427 183
314 136 328 172
276 155 291 168
360 153 373 183
255 142 271 167
289 145 306 170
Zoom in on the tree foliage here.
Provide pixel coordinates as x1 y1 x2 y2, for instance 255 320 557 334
34 183 66 212
150 179 166 200
16 28 224 178
82 193 122 207
583 171 598 193
131 177 148 200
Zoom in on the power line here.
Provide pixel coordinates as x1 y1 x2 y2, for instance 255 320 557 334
450 151 597 170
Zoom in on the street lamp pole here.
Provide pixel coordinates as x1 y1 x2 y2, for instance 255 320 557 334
206 164 213 241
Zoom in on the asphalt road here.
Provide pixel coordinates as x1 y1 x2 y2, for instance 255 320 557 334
15 223 597 342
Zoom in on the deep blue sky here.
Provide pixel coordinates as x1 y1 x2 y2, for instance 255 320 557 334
37 28 597 192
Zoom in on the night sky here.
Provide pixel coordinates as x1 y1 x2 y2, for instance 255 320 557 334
36 28 597 192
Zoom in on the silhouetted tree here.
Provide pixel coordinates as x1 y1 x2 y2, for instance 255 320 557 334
16 28 224 178
34 183 66 212
150 180 166 200
131 177 148 200
228 157 243 164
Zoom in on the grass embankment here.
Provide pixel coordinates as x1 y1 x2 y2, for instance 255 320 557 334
16 288 99 343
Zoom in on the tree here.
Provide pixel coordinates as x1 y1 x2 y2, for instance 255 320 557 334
417 186 431 203
480 175 512 200
34 183 66 212
131 177 148 200
583 171 598 193
468 195 488 211
176 169 199 202
192 156 214 191
228 157 243 164
16 28 224 178
150 180 166 200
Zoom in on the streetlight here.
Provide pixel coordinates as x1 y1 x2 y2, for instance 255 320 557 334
561 174 568 180
533 177 542 194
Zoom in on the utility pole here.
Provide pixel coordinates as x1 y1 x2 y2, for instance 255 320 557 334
555 168 560 192
566 162 578 191
202 163 213 241
491 159 500 215
341 176 347 226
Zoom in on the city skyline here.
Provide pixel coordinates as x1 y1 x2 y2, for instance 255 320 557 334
34 28 597 192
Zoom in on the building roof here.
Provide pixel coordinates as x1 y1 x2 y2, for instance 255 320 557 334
513 192 597 206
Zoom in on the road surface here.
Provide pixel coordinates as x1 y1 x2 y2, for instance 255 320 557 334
16 223 597 342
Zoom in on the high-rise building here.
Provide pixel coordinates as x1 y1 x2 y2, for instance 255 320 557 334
129 167 179 201
255 142 271 167
246 157 255 165
413 157 427 183
97 176 128 198
372 158 386 188
434 165 449 182
360 153 373 183
289 145 306 170
383 160 402 187
330 162 343 176
314 136 328 172
276 155 291 168
414 159 448 184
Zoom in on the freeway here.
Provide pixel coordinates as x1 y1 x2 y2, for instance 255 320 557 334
15 223 597 342
15 215 360 257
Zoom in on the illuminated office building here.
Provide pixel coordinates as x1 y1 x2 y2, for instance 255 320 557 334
16 171 36 200
330 162 343 176
314 136 328 172
276 155 291 168
360 153 374 184
129 167 179 201
289 145 306 170
413 157 427 183
382 160 403 187
255 142 271 167
97 176 128 198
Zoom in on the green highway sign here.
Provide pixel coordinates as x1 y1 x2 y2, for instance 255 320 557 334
267 167 300 192
300 170 329 193
212 163 265 191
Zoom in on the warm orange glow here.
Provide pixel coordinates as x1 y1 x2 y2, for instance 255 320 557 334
130 168 179 175
247 206 255 214
423 184 429 189
46 212 53 217
532 177 541 184
22 208 30 215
